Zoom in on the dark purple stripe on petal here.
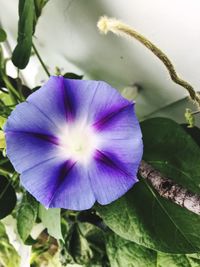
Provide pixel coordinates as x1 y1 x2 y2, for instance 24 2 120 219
61 77 76 122
6 131 59 146
58 160 76 184
48 160 76 205
92 103 133 131
94 149 131 177
32 133 60 145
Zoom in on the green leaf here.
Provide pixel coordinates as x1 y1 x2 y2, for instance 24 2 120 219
0 45 4 80
186 255 200 267
68 223 93 265
106 232 200 267
97 118 200 253
106 233 156 267
39 205 63 240
0 153 15 175
0 176 16 219
12 0 49 69
79 222 109 266
63 73 84 80
0 221 20 267
34 0 49 22
158 253 200 267
64 222 108 266
0 76 32 99
12 0 35 69
141 118 200 194
181 124 200 148
0 29 7 42
184 108 195 128
0 115 6 129
0 131 5 148
17 193 38 242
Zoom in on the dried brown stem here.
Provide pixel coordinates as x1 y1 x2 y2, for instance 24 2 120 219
139 161 200 215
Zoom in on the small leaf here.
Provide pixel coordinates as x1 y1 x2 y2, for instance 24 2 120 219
0 76 32 98
0 152 15 174
63 73 83 80
0 29 7 42
0 176 16 219
0 116 6 129
68 223 93 265
33 0 49 29
17 193 38 242
34 1 48 14
39 205 63 240
0 130 5 148
185 108 195 128
79 222 109 266
24 235 37 245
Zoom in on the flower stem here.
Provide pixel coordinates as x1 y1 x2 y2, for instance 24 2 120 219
97 16 200 107
2 73 21 103
32 42 50 77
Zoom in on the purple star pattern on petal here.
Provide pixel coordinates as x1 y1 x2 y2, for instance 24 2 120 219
5 76 143 210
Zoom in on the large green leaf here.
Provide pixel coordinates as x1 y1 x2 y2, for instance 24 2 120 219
97 118 200 253
141 118 200 194
106 232 200 267
0 175 16 219
106 233 156 267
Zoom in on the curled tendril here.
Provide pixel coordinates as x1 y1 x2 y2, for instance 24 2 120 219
97 16 200 108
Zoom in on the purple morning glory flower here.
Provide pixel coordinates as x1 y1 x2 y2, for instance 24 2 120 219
4 76 143 210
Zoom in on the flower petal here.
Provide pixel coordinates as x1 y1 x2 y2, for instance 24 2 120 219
28 77 131 126
5 131 59 173
21 158 95 210
5 101 59 135
90 104 143 204
27 76 76 125
55 78 131 124
97 103 143 162
89 150 139 205
85 82 131 126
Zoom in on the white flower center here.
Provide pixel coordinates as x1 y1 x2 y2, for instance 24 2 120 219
58 120 100 164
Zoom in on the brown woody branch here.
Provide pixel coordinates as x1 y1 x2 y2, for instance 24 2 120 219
139 161 200 215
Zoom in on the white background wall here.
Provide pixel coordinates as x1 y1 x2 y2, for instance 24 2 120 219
1 0 200 121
